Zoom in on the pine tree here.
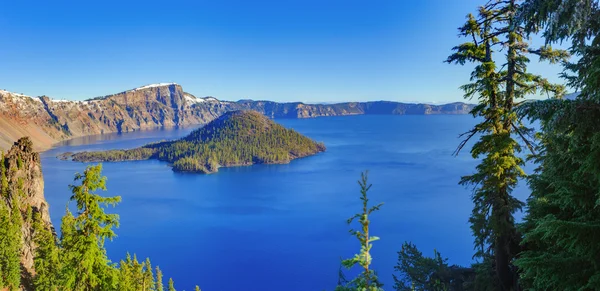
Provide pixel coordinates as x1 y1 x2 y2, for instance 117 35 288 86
446 0 567 289
60 164 121 291
131 254 144 290
143 258 156 291
156 266 164 291
32 211 62 291
393 242 473 291
168 277 176 291
118 254 134 291
0 197 21 291
337 171 383 291
515 1 600 289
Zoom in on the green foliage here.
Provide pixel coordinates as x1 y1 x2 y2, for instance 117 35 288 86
156 266 164 291
66 148 157 162
32 211 62 291
60 164 121 291
0 147 185 291
521 0 600 99
117 253 157 291
0 196 22 291
70 110 326 173
513 1 600 290
337 171 384 291
393 242 474 291
0 153 22 291
446 0 566 289
168 277 176 291
143 258 156 291
467 256 500 291
516 100 600 289
117 253 136 291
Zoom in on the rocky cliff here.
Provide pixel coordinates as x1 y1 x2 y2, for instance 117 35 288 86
0 84 230 151
0 84 473 151
1 137 54 288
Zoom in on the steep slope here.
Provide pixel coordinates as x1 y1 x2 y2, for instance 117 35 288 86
0 84 233 151
1 137 54 289
63 110 326 173
0 90 71 152
0 83 474 151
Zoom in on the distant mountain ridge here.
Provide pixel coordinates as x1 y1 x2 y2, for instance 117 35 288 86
0 83 474 151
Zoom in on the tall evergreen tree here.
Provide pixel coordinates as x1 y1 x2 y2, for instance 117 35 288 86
515 0 600 289
0 196 21 291
131 254 144 290
117 254 135 291
143 257 156 291
60 164 121 291
168 277 176 291
336 172 383 291
156 266 164 291
446 0 567 289
32 211 62 291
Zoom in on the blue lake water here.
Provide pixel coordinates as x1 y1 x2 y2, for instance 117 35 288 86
40 115 531 291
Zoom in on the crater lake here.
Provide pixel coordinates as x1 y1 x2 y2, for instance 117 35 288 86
40 114 529 291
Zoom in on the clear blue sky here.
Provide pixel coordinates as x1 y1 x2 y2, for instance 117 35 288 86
0 0 566 103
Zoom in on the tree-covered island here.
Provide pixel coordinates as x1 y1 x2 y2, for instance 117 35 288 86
60 110 326 173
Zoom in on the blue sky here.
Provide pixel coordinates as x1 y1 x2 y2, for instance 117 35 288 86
0 0 566 103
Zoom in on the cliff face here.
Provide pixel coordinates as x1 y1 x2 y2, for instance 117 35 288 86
0 84 473 151
0 85 232 151
1 137 53 288
38 84 233 138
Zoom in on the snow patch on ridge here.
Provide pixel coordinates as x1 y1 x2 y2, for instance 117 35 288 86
203 97 219 102
0 89 42 103
0 89 35 99
184 94 223 105
184 93 205 104
132 83 178 91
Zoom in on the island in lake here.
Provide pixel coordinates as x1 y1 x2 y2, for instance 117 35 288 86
59 110 326 173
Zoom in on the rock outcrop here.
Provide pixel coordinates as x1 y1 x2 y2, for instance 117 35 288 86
0 84 474 151
1 137 53 288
